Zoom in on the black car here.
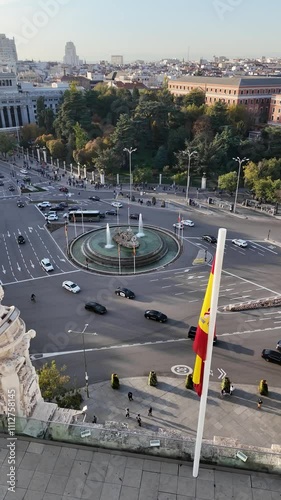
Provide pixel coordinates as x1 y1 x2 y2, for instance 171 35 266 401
261 349 281 364
58 202 68 208
17 201 25 208
105 210 117 216
52 205 65 211
89 195 100 201
17 235 25 244
9 186 15 191
59 187 69 193
0 174 4 178
99 212 106 219
129 213 140 220
23 176 31 182
0 181 4 186
68 206 80 212
115 287 135 299
188 325 217 344
202 235 217 244
85 302 107 314
144 310 167 323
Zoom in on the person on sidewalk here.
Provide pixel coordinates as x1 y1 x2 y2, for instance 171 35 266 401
230 384 234 395
128 391 133 401
257 398 263 409
125 408 130 418
148 407 152 416
92 416 97 424
136 414 141 426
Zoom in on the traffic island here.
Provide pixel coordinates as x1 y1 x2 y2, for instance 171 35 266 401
223 296 281 312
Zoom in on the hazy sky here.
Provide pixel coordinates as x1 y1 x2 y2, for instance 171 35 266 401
1 0 280 62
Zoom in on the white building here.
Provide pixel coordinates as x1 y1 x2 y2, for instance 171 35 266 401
0 34 17 73
0 70 64 130
111 55 123 66
63 41 79 67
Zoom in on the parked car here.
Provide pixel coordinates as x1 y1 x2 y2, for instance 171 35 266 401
85 302 107 314
20 169 28 174
129 213 140 220
52 205 65 211
232 239 248 248
105 210 117 216
8 186 15 191
62 281 81 293
47 214 58 221
111 201 123 208
89 195 100 201
57 202 68 208
38 201 51 209
202 235 217 244
261 349 281 364
40 258 54 272
144 310 167 322
181 219 194 227
17 235 25 244
17 201 25 208
188 325 217 344
115 287 135 299
59 187 69 193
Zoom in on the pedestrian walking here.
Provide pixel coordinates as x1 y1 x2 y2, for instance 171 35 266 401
230 384 234 395
257 398 263 409
148 407 152 417
128 391 133 401
92 415 97 424
125 408 130 418
136 414 141 426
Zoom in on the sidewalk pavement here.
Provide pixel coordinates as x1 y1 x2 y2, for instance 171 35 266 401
1 377 281 499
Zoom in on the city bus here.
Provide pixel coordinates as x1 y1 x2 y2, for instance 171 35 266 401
68 210 100 223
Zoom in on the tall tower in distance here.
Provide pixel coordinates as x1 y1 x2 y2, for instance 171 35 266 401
63 41 79 67
111 55 123 66
0 34 17 73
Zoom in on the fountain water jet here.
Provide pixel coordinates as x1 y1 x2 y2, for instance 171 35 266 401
136 213 145 238
105 223 114 248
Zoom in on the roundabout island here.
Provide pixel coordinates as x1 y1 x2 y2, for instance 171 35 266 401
69 218 181 275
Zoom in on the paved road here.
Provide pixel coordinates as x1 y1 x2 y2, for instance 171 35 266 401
1 161 281 392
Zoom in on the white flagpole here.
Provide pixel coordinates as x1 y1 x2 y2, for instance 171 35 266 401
118 244 121 275
193 227 226 478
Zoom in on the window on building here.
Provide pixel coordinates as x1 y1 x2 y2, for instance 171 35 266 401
246 90 249 94
278 109 280 113
272 116 274 120
252 90 254 94
229 90 231 94
245 100 248 104
214 98 216 101
234 90 236 95
224 89 226 93
215 89 217 93
278 117 280 121
241 90 244 94
257 90 260 94
273 108 275 112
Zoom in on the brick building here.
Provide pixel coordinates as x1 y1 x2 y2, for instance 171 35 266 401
168 76 281 123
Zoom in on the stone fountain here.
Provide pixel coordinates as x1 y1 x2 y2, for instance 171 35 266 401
136 213 145 238
104 223 114 249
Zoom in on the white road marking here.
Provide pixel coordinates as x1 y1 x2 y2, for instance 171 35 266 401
219 325 281 337
150 279 159 282
16 263 21 271
30 261 35 268
162 285 171 288
3 269 80 286
258 252 264 256
274 321 281 324
162 277 171 280
174 292 184 296
7 231 10 237
251 241 278 255
188 299 199 303
1 265 6 274
28 227 33 233
259 318 270 321
245 319 256 322
222 269 281 296
174 283 184 286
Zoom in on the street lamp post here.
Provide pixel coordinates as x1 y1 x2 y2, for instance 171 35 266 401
123 146 137 200
232 156 249 214
68 323 89 398
183 149 197 202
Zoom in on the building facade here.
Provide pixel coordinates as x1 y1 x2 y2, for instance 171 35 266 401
0 34 17 73
111 55 123 66
63 41 79 67
168 76 281 123
0 71 63 130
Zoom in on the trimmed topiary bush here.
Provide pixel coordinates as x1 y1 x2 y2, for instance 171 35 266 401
259 379 268 396
148 370 158 387
185 373 194 390
111 373 119 389
221 376 231 394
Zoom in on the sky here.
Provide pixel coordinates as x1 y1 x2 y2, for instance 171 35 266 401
1 0 281 63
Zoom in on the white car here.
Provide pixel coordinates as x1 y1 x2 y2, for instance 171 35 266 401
111 201 123 208
40 258 54 272
38 201 51 209
63 212 69 219
62 281 81 293
232 239 248 248
47 214 58 221
173 222 184 230
20 169 28 175
181 219 194 227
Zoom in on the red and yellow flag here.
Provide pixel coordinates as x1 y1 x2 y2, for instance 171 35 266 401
192 260 215 396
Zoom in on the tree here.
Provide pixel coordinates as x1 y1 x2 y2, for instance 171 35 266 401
254 178 281 203
153 145 168 169
46 139 67 159
20 124 41 148
37 97 55 133
206 101 228 133
73 122 88 150
243 161 259 190
111 114 135 154
37 360 70 402
182 88 206 107
0 134 16 156
218 171 237 194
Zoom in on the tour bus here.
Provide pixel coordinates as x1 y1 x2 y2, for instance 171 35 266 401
68 210 100 223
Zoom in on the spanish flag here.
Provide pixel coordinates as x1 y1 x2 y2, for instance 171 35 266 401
192 260 215 396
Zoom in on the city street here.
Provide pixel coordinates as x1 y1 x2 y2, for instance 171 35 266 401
1 158 281 391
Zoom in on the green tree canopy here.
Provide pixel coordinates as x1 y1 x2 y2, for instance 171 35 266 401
0 133 17 156
37 360 70 401
182 88 206 107
218 171 237 194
